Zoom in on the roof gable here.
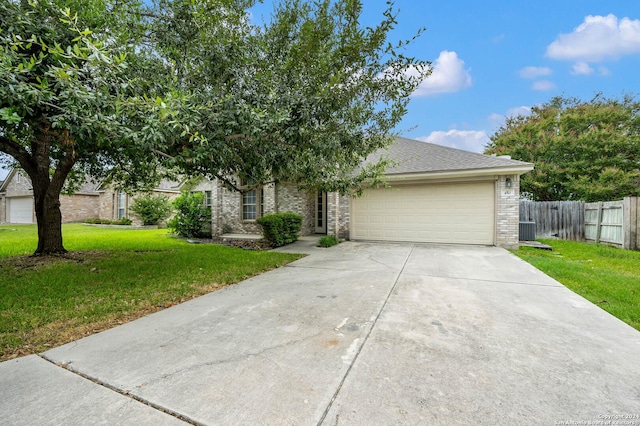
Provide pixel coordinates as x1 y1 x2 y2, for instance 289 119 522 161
365 137 533 175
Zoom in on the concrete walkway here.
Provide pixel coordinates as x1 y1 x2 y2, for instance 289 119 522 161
1 239 639 425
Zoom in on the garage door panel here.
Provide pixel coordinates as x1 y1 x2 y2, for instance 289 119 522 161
8 197 34 224
351 182 494 245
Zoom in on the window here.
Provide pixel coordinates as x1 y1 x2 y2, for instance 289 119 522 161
241 188 264 221
204 191 212 208
117 191 126 219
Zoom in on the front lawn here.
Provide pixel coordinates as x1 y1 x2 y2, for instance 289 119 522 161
0 224 302 361
516 239 640 331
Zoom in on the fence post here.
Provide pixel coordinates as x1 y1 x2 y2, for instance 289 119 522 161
625 196 639 250
595 201 603 243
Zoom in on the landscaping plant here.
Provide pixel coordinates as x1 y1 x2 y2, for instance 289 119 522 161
130 194 173 225
168 192 211 238
318 235 340 247
257 212 303 247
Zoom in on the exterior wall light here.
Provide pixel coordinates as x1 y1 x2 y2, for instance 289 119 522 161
505 177 512 188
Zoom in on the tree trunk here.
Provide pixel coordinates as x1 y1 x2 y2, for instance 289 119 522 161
32 173 66 255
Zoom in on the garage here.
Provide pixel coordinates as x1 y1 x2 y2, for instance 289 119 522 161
8 196 34 224
350 181 495 245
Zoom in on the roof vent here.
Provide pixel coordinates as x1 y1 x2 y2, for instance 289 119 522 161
498 155 512 159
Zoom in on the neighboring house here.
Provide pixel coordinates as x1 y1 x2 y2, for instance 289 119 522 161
0 168 182 225
0 168 100 224
195 137 534 247
97 179 182 224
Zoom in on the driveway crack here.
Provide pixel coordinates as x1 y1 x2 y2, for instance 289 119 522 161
37 353 199 425
316 244 416 425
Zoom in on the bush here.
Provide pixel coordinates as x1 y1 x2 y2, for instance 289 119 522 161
112 217 133 225
129 194 172 225
83 218 132 225
257 212 303 247
318 235 340 247
168 192 211 238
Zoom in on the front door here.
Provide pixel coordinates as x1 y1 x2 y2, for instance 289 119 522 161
315 192 327 234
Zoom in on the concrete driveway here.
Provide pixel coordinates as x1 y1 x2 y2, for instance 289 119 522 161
1 239 639 425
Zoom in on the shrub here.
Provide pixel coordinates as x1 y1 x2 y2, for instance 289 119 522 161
129 194 172 225
318 235 340 247
83 218 132 225
168 192 211 238
257 212 303 247
112 217 133 225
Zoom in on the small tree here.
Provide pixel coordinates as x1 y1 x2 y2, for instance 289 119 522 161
129 194 173 225
168 192 211 238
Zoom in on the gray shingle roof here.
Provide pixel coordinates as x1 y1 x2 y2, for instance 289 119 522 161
365 137 532 175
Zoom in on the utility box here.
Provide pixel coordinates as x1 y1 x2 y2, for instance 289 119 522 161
519 221 536 241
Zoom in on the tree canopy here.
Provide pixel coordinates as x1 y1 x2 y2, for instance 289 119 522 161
152 0 430 194
0 0 429 254
485 94 640 202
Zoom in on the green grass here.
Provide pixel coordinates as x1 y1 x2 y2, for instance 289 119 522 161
0 224 302 360
515 239 640 331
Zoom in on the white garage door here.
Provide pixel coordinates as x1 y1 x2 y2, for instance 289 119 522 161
351 181 495 245
8 197 34 224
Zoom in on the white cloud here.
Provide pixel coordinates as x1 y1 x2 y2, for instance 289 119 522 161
506 106 532 118
546 14 640 62
571 61 594 75
417 130 489 153
518 66 552 79
489 106 532 129
599 66 611 76
412 50 472 97
532 80 556 91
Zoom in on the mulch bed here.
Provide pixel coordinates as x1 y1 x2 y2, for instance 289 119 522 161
185 237 273 251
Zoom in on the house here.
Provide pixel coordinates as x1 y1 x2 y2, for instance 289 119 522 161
0 168 101 224
0 168 181 225
97 179 182 224
196 137 534 247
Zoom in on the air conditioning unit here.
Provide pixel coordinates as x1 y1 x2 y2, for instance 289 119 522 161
519 221 536 241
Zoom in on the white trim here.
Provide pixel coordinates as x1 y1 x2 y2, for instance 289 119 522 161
384 165 534 182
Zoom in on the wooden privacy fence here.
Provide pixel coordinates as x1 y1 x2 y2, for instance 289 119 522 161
520 197 640 250
585 201 623 245
519 201 584 240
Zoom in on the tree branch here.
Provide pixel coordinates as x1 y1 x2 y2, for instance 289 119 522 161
0 134 36 176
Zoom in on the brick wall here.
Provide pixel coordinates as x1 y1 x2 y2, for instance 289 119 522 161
495 174 520 248
60 194 99 223
275 184 315 235
4 170 32 196
99 189 116 221
327 192 350 239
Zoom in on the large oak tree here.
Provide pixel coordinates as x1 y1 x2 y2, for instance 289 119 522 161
0 0 166 254
1 0 430 255
485 94 640 202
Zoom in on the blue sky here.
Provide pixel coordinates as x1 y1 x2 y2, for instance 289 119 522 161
250 0 640 153
2 0 639 180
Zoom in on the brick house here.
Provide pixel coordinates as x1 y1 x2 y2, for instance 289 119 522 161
97 179 182 225
0 169 100 224
0 169 181 225
194 137 534 248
